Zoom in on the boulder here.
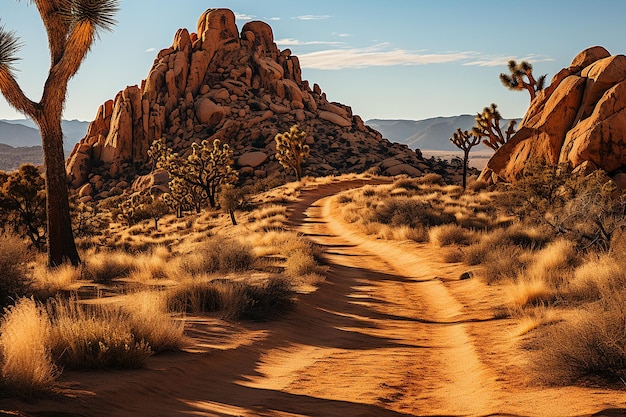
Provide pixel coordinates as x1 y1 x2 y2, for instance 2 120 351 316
195 98 225 126
481 47 626 182
319 111 351 127
238 151 268 168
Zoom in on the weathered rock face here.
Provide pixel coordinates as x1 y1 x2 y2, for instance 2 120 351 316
480 46 626 183
67 8 433 199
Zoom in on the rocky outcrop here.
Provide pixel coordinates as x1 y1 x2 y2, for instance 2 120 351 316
67 8 434 200
480 46 626 183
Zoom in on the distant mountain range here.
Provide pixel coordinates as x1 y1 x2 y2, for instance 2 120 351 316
0 119 89 171
0 119 89 150
366 115 521 151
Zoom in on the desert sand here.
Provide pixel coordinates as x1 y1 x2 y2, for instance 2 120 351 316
3 180 626 417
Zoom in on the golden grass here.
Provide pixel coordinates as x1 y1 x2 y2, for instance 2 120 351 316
0 298 58 394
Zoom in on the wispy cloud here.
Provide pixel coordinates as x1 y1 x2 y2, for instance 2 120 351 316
297 44 478 70
268 17 281 21
295 43 554 70
294 15 332 20
145 47 156 53
276 38 345 47
464 54 555 67
235 12 255 21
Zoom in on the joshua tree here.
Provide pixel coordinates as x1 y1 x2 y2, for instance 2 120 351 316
0 1 120 267
500 59 547 101
449 128 480 190
472 103 516 151
149 138 238 210
275 125 310 181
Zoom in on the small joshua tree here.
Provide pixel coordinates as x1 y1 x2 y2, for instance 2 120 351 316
450 128 480 190
472 103 516 151
149 138 238 211
275 125 310 181
500 59 547 101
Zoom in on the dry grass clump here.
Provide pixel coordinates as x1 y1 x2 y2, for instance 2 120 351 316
33 264 80 294
47 298 153 370
248 204 288 232
429 224 475 247
567 255 626 302
166 277 294 321
82 250 135 284
180 237 256 276
0 297 58 394
533 291 626 384
0 233 33 306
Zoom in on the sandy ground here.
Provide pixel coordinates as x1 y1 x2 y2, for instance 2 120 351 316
3 180 626 416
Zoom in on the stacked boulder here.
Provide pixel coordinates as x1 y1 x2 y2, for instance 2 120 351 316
67 8 432 200
480 46 626 184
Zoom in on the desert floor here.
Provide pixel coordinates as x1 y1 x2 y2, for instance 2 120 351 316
3 180 626 417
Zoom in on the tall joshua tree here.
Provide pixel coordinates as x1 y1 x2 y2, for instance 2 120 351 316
472 103 516 151
0 1 119 267
449 128 480 190
500 59 546 101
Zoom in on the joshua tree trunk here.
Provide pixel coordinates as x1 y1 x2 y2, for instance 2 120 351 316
229 209 237 226
462 149 470 190
0 0 119 267
39 117 80 266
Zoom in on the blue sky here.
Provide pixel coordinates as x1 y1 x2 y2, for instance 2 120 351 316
1 1 626 122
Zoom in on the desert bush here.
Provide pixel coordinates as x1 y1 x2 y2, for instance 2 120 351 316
524 239 578 289
480 245 527 283
566 254 626 303
236 277 294 321
534 292 626 384
82 251 135 284
123 291 185 352
167 280 225 313
508 276 556 311
0 233 33 306
167 277 294 322
180 237 255 276
284 250 319 278
46 298 153 370
429 224 474 246
0 297 58 394
372 197 455 229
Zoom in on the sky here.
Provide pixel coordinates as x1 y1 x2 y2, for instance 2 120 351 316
1 0 626 123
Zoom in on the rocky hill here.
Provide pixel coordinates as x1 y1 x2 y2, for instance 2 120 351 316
67 8 441 201
480 46 626 185
367 116 520 152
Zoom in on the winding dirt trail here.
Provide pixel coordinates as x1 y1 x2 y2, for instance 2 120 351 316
4 180 626 417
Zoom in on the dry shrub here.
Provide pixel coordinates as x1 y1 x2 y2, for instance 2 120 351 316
167 277 294 322
372 197 455 229
181 237 255 276
82 251 135 284
34 264 80 294
567 254 626 302
122 291 185 352
481 245 527 283
284 250 319 278
0 298 58 394
390 225 429 242
442 247 464 263
167 280 224 313
524 239 578 289
508 277 556 311
46 298 153 370
0 234 33 306
534 292 626 384
429 224 474 247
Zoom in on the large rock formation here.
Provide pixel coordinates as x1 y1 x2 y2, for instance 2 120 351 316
480 46 626 183
67 8 434 200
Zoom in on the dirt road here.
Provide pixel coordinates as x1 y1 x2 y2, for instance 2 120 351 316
4 180 626 416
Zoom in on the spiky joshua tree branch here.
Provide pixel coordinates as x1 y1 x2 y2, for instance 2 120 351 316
450 128 480 190
500 59 546 101
472 103 516 151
